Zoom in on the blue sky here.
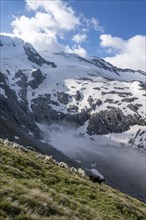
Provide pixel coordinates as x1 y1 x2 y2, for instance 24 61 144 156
73 0 145 37
1 1 145 36
0 0 145 70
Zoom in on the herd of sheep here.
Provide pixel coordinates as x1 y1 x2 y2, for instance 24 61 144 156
2 138 86 177
36 153 86 177
1 138 105 184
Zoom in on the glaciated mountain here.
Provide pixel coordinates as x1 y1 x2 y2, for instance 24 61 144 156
0 35 145 151
1 35 146 202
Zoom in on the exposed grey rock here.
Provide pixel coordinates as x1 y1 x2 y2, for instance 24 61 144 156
31 94 63 123
96 99 102 106
127 104 139 112
67 105 78 112
128 129 142 145
121 97 138 103
77 109 90 125
101 91 132 96
64 109 90 126
139 82 146 90
87 96 94 106
15 70 24 78
114 87 125 90
139 130 145 136
79 77 93 82
57 92 69 104
137 144 144 149
0 41 3 47
28 69 46 89
105 99 114 103
87 107 145 135
87 96 102 110
92 57 145 77
0 72 39 136
15 70 28 101
23 43 56 67
93 87 100 90
64 114 79 126
74 90 82 101
92 58 119 75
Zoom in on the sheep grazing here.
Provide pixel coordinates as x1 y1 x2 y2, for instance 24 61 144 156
20 146 28 153
78 168 85 177
4 139 14 147
12 143 20 149
51 159 59 165
36 154 45 160
55 161 59 166
4 139 9 146
59 162 68 169
71 167 78 173
44 155 53 163
89 175 105 185
26 146 35 151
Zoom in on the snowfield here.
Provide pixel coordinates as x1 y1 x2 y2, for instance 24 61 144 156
0 34 146 151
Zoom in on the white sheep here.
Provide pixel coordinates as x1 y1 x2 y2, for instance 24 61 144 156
71 167 78 173
51 159 59 165
59 162 68 169
44 155 53 163
12 143 20 149
78 168 85 177
4 139 15 147
36 154 45 160
4 139 9 146
55 161 59 166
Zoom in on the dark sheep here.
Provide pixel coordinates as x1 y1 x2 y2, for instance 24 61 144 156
20 147 28 153
89 175 105 185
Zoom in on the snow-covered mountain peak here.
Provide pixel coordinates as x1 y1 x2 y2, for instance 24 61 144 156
0 34 146 152
0 35 26 58
0 34 23 46
0 35 56 72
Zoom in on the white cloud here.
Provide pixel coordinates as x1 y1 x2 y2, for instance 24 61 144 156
72 33 87 43
100 34 125 50
3 0 104 57
91 18 104 33
65 45 87 57
26 0 80 30
100 34 146 71
11 0 80 52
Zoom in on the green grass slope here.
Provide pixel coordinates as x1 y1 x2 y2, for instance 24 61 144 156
0 139 146 220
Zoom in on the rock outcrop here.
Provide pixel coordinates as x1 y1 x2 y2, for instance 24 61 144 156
87 107 145 135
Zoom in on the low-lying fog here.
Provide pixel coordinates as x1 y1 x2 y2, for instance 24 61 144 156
38 123 146 202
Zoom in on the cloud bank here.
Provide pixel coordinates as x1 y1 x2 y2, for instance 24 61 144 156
10 0 103 58
12 0 79 53
1 0 145 70
100 34 146 71
72 33 87 43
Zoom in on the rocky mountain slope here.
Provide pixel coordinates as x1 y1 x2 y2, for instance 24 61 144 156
0 35 146 202
0 138 146 220
0 35 145 150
